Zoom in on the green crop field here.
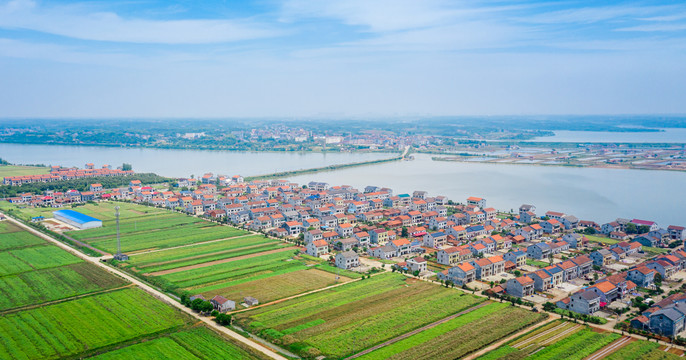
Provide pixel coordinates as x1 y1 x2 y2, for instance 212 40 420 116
604 340 681 360
0 262 126 311
478 321 620 360
0 287 189 360
358 302 547 360
90 327 266 360
8 244 82 271
0 165 49 178
127 234 282 273
234 273 485 359
0 223 46 250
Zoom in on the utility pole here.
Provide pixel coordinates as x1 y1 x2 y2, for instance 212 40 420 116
113 206 129 261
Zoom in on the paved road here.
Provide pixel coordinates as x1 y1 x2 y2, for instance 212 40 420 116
2 214 288 360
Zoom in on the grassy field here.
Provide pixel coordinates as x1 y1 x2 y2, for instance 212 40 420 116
234 273 485 359
584 234 668 256
0 221 46 250
358 303 546 360
0 165 49 178
90 327 266 360
477 320 620 360
0 287 189 360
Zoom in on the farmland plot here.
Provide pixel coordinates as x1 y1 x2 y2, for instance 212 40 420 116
0 287 188 360
358 302 546 360
604 340 681 360
9 244 82 270
0 226 45 250
235 273 485 359
90 327 266 360
0 262 126 311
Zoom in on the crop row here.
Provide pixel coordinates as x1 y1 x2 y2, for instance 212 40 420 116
605 340 680 360
527 328 619 360
0 288 187 360
0 262 126 311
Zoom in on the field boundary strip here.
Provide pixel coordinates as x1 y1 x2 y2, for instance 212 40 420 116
463 317 558 360
344 301 492 360
511 321 570 348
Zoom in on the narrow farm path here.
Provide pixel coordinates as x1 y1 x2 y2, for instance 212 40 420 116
345 301 493 360
585 336 633 360
2 213 288 360
463 316 558 360
147 246 298 276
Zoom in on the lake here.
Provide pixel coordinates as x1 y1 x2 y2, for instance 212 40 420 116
287 154 686 226
0 143 396 178
530 128 686 143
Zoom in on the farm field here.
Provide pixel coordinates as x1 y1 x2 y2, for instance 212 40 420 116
0 287 189 360
234 273 485 359
0 262 127 311
477 320 620 360
357 302 547 360
127 234 283 274
155 248 357 304
89 327 266 360
0 165 49 178
604 339 681 360
0 221 46 250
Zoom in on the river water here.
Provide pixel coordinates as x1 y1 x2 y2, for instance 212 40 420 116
0 143 396 178
1 143 684 227
530 129 686 143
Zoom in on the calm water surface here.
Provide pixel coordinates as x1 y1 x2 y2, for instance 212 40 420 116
530 129 686 143
288 154 686 226
0 143 395 178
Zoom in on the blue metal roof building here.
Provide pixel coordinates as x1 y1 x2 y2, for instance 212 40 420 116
53 209 103 229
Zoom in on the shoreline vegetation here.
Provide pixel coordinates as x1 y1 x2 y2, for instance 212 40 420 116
431 156 686 172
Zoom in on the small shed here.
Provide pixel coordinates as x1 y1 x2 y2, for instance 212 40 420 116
244 296 259 307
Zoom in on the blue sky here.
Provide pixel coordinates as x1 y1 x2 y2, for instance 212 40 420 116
0 0 685 118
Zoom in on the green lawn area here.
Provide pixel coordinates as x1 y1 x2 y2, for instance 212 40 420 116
234 273 485 359
585 234 619 245
527 259 550 267
358 302 546 360
0 165 49 178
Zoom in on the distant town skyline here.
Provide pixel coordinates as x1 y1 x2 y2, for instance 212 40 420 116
0 0 685 118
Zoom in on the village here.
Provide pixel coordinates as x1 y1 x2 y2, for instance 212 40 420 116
5 163 686 342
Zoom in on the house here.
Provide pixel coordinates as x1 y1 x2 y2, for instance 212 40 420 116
571 255 593 277
590 249 613 266
407 257 428 273
444 262 476 286
560 215 579 230
566 290 601 315
304 229 323 243
437 247 470 266
336 223 354 238
519 204 536 216
371 245 397 259
631 219 659 232
211 295 236 312
628 267 656 288
557 260 579 282
649 303 686 337
527 243 551 260
335 251 359 269
423 232 448 249
506 276 535 298
334 237 360 252
562 233 585 248
370 228 389 245
244 297 259 307
646 260 677 279
610 231 629 241
468 242 488 256
390 238 412 256
543 266 564 286
634 235 660 248
469 258 494 279
306 240 329 257
489 255 506 274
668 225 686 241
530 270 553 291
587 281 619 303
284 221 302 236
466 196 486 208
502 251 525 268
540 219 562 234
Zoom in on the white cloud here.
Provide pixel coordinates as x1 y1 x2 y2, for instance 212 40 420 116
0 0 283 44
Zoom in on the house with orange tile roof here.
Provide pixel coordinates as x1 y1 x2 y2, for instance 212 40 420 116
466 196 486 208
587 280 618 303
506 276 534 297
442 262 476 286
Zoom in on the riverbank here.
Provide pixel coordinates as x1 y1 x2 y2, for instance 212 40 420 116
432 156 686 173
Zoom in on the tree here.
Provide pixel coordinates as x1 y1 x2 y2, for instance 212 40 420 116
638 225 651 234
413 270 420 277
514 270 521 277
401 227 409 238
543 302 557 312
626 223 638 234
215 313 232 326
122 163 132 171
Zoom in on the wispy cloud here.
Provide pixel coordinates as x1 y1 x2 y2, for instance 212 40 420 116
0 0 283 44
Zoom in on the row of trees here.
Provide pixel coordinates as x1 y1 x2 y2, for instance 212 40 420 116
0 173 170 198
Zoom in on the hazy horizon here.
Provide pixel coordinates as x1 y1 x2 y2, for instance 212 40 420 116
1 0 685 118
